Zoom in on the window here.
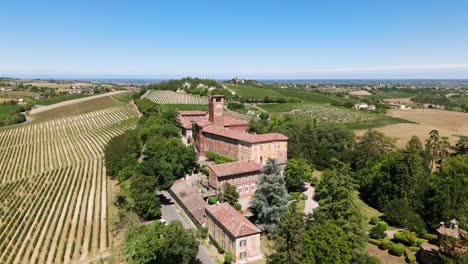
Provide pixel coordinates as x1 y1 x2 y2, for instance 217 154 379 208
244 185 249 192
238 187 243 193
240 252 247 259
230 239 234 247
251 184 255 191
222 240 225 248
222 231 225 237
240 240 247 247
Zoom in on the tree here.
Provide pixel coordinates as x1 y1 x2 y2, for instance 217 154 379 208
285 158 312 191
267 204 305 264
383 199 426 235
124 221 198 264
353 129 395 170
424 155 468 229
304 221 352 264
425 130 451 169
250 159 289 233
453 135 468 155
163 221 199 264
314 162 366 258
218 183 239 206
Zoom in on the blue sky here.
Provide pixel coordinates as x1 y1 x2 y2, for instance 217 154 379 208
1 0 468 79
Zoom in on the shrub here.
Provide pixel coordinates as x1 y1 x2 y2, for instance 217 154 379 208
370 216 379 225
367 256 381 264
377 220 388 230
209 235 225 254
289 192 301 201
369 224 387 239
310 176 319 186
224 251 233 264
199 165 209 176
393 230 417 246
416 238 425 246
368 238 381 246
421 233 438 241
208 196 218 205
408 246 420 252
389 243 406 256
198 227 208 239
233 203 241 211
379 239 392 250
206 151 238 164
404 249 417 263
301 194 308 200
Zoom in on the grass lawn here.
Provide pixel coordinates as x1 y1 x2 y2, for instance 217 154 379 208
0 104 18 118
354 191 383 231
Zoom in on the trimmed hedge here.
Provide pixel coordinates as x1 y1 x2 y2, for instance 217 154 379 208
206 151 238 164
421 233 438 241
368 238 381 246
370 216 379 225
208 196 218 205
379 239 392 250
367 256 381 264
209 235 225 254
377 220 388 230
389 243 406 256
224 251 233 264
408 246 420 252
233 203 241 211
405 249 417 264
394 230 417 246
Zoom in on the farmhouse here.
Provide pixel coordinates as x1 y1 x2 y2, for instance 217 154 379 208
179 95 288 165
169 179 207 226
206 203 262 263
354 103 368 110
208 160 262 198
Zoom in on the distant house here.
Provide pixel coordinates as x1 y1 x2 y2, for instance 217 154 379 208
445 93 457 98
368 105 376 111
208 160 262 198
17 98 25 105
354 103 368 110
206 203 263 263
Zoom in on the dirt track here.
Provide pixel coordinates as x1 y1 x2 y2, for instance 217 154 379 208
29 91 127 115
357 109 468 148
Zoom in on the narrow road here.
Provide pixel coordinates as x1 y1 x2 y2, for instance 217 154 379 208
303 183 319 215
157 191 215 264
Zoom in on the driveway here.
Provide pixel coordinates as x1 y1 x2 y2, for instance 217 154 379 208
157 191 215 264
303 183 319 215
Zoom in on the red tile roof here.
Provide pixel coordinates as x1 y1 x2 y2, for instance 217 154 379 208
170 180 206 226
206 203 261 238
209 160 262 177
202 125 288 143
178 110 207 116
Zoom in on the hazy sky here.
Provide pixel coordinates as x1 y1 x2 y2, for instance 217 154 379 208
1 0 468 79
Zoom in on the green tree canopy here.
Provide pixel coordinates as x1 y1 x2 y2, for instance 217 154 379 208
304 221 352 264
218 182 239 206
353 129 395 170
250 159 289 233
267 204 305 264
314 162 366 258
285 158 312 191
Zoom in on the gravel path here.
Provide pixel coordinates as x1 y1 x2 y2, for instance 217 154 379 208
303 183 319 215
29 91 127 115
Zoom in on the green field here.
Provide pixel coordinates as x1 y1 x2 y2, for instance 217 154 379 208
272 88 337 103
36 93 89 105
368 91 416 100
260 103 413 129
0 104 18 118
225 83 285 99
450 96 468 105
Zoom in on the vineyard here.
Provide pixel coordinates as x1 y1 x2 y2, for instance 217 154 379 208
0 105 138 263
260 103 412 129
142 90 208 104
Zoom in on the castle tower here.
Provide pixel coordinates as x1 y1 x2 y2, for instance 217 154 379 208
209 95 224 127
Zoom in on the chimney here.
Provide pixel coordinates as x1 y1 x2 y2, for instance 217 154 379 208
208 95 224 127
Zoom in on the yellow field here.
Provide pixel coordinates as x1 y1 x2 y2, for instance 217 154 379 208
357 109 468 148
